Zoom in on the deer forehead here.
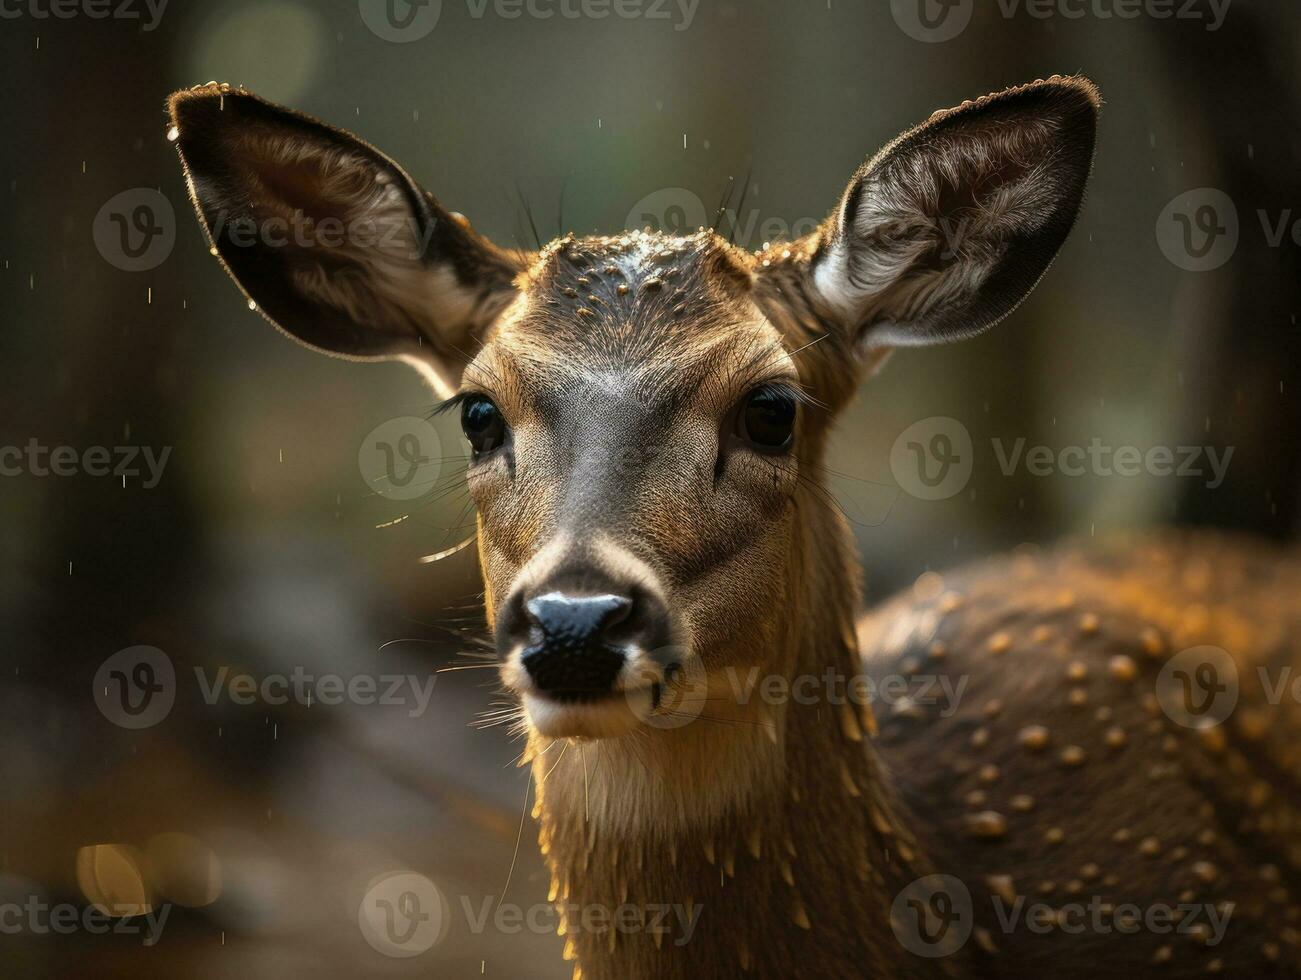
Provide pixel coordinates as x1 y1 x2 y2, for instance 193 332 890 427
468 229 796 417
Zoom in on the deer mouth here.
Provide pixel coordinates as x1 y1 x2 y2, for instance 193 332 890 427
521 684 661 739
510 655 705 739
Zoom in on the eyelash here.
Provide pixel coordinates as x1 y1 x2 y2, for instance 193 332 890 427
432 392 474 418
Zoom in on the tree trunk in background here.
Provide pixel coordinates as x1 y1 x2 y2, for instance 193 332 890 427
1153 9 1301 538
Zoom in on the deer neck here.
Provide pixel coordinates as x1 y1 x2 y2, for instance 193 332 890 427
527 496 932 978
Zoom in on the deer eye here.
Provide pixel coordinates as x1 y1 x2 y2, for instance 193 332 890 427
737 385 796 453
461 394 506 455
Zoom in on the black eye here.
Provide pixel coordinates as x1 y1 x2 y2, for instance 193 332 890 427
461 395 506 456
737 386 796 452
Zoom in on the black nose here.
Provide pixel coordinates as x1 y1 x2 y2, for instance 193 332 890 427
519 593 633 702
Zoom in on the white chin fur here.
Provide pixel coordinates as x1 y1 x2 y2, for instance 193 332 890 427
523 689 654 739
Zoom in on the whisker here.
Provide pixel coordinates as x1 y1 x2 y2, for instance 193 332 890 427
494 754 540 916
581 742 590 824
729 167 753 246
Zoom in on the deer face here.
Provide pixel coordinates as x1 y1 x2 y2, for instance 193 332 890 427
456 232 807 737
169 76 1099 740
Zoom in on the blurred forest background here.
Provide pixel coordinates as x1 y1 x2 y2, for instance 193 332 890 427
0 0 1298 976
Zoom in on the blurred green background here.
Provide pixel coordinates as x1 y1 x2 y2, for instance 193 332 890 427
0 0 1298 976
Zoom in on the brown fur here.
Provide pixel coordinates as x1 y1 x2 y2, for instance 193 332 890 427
862 533 1301 977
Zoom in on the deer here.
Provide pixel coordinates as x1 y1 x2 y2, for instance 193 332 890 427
166 76 1301 978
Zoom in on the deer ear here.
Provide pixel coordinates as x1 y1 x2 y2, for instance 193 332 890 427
809 76 1099 352
167 84 523 398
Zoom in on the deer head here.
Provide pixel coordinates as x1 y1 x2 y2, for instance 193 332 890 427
168 77 1099 751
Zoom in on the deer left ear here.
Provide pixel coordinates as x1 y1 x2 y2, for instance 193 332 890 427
809 76 1100 352
167 84 524 398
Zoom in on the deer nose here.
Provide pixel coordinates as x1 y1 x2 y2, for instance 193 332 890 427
518 593 633 702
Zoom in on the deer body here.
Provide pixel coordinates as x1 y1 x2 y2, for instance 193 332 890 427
860 533 1301 977
167 75 1301 977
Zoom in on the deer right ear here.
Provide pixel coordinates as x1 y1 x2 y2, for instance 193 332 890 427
808 76 1100 353
167 85 523 398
